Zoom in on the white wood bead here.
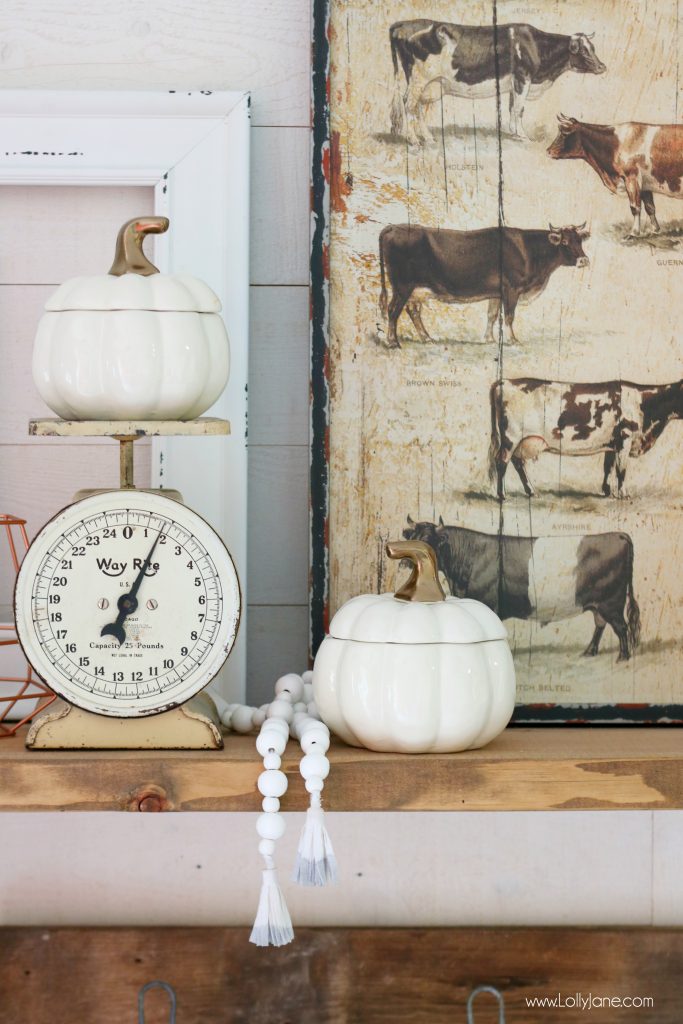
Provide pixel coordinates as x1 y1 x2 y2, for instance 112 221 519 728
305 778 324 793
258 769 288 798
302 671 314 685
292 714 311 740
292 701 307 714
303 682 314 702
261 717 290 737
220 708 234 727
256 729 287 757
231 706 257 734
306 701 320 720
300 752 330 781
292 711 308 726
263 752 281 770
300 730 330 754
310 718 329 735
300 717 327 736
252 705 268 728
267 699 294 724
262 796 280 813
275 673 305 703
256 814 286 841
258 839 276 857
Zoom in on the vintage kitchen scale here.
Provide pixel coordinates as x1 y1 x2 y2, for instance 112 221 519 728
14 217 241 751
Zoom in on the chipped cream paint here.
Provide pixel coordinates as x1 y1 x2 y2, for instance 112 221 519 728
328 0 683 707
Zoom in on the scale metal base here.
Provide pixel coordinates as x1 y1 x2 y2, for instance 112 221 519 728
25 693 223 750
24 417 231 752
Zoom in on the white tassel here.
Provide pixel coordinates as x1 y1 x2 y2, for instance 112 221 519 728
293 803 338 886
249 867 294 947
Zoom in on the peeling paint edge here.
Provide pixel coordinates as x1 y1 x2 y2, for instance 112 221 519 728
310 0 331 661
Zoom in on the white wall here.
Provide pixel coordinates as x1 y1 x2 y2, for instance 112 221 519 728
0 186 155 612
0 0 680 931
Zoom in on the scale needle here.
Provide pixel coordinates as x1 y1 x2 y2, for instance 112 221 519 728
100 530 163 646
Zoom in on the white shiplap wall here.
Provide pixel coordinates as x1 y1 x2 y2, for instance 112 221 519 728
0 2 312 698
0 0 680 933
0 186 155 612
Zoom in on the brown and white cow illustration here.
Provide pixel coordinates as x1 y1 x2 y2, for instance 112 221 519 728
378 223 589 348
403 517 641 662
489 377 683 498
389 21 606 144
548 115 683 236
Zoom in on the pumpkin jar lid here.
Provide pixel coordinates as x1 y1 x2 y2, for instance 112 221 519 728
328 540 508 645
44 217 222 314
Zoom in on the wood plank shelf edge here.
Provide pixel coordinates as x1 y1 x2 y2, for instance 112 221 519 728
1 727 681 813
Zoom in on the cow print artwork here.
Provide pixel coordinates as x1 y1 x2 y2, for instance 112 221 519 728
324 0 683 717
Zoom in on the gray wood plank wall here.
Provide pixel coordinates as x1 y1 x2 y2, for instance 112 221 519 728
248 128 311 703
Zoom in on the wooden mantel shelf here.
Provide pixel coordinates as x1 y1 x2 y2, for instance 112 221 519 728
0 727 681 813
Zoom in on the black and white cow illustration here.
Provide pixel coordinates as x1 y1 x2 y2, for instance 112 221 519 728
403 517 641 661
489 377 683 498
389 20 606 144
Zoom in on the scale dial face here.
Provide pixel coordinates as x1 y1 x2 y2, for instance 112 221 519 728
15 490 240 718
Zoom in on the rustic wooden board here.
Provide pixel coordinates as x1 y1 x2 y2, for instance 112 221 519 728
1 727 682 812
0 926 680 1023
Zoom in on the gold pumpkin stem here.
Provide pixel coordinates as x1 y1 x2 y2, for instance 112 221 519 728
386 540 446 603
108 216 170 277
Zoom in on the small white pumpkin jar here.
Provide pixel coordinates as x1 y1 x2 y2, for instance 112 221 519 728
32 217 229 421
313 540 516 753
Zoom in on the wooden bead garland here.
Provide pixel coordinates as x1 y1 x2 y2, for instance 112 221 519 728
219 670 336 948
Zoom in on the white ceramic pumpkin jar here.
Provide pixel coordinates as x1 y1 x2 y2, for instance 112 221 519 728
313 540 516 753
32 216 229 420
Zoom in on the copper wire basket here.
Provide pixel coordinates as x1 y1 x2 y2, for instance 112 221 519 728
0 514 57 737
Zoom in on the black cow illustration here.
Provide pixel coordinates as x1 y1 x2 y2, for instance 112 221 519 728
378 223 589 348
389 20 606 144
489 377 683 498
403 517 641 661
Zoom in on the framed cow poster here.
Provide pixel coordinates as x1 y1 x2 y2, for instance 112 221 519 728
311 0 683 722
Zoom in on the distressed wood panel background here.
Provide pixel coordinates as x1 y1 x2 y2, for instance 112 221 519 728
326 0 683 715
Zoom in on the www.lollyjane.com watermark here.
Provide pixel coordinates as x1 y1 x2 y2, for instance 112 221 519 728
525 992 654 1011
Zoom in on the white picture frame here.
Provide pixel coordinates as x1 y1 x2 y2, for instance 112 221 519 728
0 89 250 701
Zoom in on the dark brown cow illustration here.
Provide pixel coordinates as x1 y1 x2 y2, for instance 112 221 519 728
489 377 683 498
548 115 683 236
378 223 589 348
389 21 606 144
404 517 640 662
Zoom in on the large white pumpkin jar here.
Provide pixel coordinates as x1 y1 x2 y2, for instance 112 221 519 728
313 540 516 753
32 217 230 420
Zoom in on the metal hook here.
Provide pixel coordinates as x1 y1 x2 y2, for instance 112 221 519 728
467 985 506 1023
138 981 177 1023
